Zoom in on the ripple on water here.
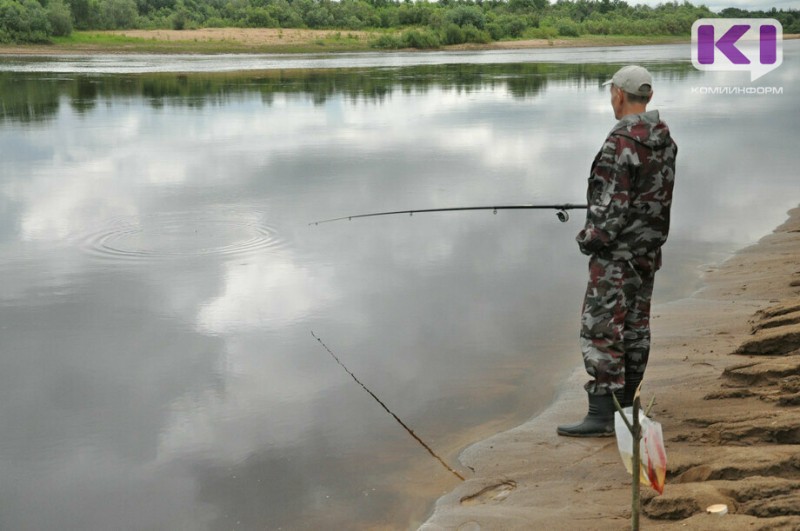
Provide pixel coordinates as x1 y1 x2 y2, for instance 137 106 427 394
78 210 286 264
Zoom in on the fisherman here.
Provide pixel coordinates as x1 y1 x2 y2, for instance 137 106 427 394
557 65 678 437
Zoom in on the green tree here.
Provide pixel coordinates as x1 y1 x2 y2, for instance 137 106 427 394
267 0 303 27
100 0 138 28
0 0 52 42
487 13 526 39
445 5 485 29
462 23 490 43
508 0 546 12
402 27 439 48
46 0 72 35
244 6 276 27
396 3 430 26
65 0 91 28
305 5 333 28
442 22 464 44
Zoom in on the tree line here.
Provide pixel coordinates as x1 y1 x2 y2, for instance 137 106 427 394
1 0 798 48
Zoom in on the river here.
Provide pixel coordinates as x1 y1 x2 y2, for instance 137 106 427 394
0 42 798 530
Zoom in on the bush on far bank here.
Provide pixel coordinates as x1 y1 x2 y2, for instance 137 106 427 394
47 0 72 35
0 0 46 43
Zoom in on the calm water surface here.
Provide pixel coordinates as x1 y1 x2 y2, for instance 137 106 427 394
0 43 798 530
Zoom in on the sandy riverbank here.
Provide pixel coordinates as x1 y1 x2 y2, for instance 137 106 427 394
421 206 800 530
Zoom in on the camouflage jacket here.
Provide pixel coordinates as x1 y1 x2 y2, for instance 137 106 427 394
576 110 677 271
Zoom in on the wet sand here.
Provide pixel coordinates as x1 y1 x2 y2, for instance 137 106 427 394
421 206 800 530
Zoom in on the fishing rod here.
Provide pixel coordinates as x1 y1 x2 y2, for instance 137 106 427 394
311 331 466 482
309 203 587 226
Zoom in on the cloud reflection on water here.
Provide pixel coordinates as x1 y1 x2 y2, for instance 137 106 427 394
0 45 798 529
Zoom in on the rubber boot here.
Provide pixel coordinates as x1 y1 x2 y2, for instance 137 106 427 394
556 393 616 437
619 373 644 409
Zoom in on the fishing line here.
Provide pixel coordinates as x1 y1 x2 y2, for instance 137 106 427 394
310 331 466 482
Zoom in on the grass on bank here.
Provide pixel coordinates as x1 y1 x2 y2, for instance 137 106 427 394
14 29 693 55
48 30 373 54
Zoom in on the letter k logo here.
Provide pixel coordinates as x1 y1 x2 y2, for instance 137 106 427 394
697 24 750 65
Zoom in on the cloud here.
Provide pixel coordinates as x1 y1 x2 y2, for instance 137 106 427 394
196 253 337 335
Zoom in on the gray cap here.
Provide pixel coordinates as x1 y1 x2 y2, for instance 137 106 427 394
603 65 653 97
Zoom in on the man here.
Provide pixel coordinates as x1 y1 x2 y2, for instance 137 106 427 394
557 65 678 437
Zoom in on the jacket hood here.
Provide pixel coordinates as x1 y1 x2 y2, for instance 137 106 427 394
611 110 672 149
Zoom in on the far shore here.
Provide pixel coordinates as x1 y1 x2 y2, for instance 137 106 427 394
0 29 693 55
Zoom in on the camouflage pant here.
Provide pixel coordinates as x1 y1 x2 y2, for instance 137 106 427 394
580 256 655 396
